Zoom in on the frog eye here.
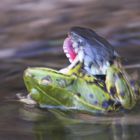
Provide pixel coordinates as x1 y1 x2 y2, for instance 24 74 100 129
41 75 52 85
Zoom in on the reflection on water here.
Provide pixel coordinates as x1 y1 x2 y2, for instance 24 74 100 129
1 100 140 140
0 0 140 140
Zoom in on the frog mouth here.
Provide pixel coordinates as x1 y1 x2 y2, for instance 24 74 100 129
63 37 77 63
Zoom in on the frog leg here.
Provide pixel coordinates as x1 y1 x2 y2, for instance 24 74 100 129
60 60 96 84
129 79 140 101
105 65 137 109
65 62 98 84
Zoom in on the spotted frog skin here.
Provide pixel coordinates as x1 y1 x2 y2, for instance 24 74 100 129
23 27 140 114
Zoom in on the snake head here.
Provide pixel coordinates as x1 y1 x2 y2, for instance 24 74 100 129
63 26 118 75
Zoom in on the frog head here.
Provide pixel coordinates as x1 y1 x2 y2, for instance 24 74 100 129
63 26 118 75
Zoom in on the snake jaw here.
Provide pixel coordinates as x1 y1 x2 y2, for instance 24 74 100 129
63 37 78 63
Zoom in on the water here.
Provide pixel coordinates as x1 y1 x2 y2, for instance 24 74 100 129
0 0 140 140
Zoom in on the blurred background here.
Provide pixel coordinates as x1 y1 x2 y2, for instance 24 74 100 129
0 0 140 62
0 0 140 140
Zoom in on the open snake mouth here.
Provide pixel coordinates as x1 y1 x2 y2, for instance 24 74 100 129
63 37 78 63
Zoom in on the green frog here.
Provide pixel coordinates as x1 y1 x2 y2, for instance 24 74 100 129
22 27 140 114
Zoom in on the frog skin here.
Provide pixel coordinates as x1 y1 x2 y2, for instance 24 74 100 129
23 27 140 114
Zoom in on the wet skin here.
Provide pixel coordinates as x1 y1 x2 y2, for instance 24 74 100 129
23 27 140 114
